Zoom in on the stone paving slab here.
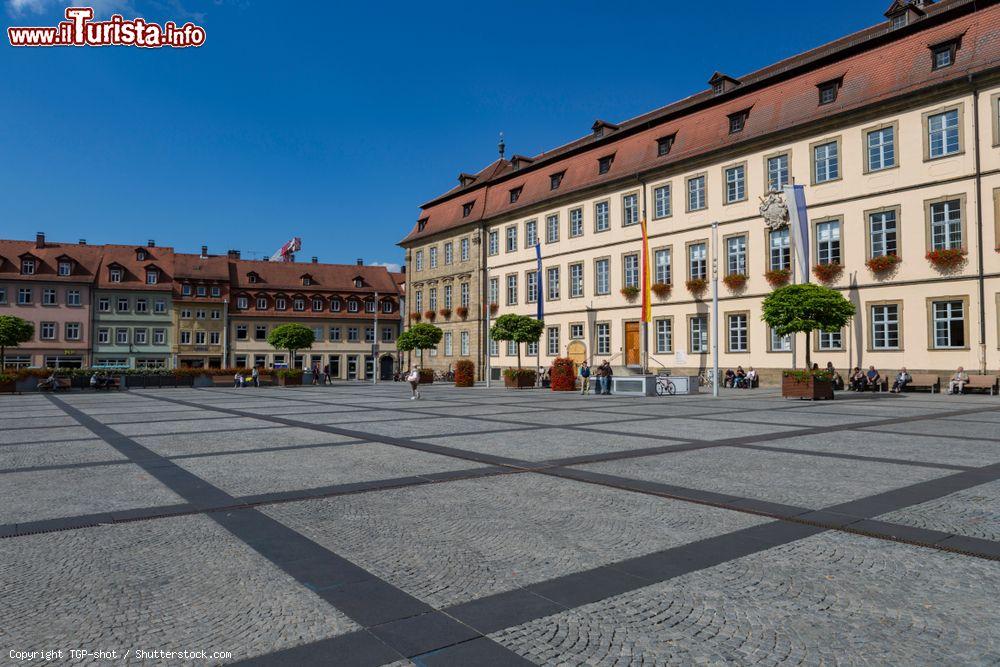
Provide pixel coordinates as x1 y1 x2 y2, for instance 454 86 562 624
353 417 519 438
0 438 126 471
421 428 687 462
763 430 1000 468
1 463 185 524
175 441 486 497
264 474 768 608
109 416 279 436
582 416 802 441
133 427 357 457
865 419 1000 441
491 530 1000 665
2 415 80 429
0 514 358 662
878 479 1000 542
575 446 951 509
101 410 228 424
0 425 98 445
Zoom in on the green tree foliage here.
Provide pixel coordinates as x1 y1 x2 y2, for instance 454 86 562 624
396 322 443 365
266 323 315 366
0 315 34 369
489 314 545 369
761 284 855 368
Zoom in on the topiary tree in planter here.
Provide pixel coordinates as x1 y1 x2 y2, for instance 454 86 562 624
0 315 34 369
761 283 855 370
266 323 315 367
489 313 544 372
396 322 443 369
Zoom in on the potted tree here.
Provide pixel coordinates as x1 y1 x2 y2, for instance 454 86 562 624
489 314 544 388
266 323 315 386
396 322 443 383
0 315 34 371
762 284 855 400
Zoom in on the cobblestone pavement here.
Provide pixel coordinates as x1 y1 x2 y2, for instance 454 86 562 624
0 384 998 665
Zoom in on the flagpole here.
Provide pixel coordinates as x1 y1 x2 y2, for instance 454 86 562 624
711 222 719 398
535 243 543 387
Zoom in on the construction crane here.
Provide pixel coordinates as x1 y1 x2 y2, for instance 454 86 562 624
269 237 301 263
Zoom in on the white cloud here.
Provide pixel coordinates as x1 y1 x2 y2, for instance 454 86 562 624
6 0 49 14
371 261 402 273
7 0 134 18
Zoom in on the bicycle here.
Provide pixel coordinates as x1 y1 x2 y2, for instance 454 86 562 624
698 369 715 387
655 374 676 396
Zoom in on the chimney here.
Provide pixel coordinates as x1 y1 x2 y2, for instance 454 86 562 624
401 265 406 274
148 239 156 247
79 239 86 245
227 249 241 259
356 258 363 266
200 245 208 259
311 256 318 264
35 232 45 248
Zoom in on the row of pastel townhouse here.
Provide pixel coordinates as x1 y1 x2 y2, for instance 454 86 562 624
0 235 405 380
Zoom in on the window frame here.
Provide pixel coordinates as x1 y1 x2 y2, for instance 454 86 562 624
569 207 584 238
922 103 964 161
862 121 899 174
594 256 611 296
686 240 708 280
686 173 708 212
813 328 845 352
864 205 902 260
545 213 560 244
621 191 640 227
763 149 791 192
594 199 611 233
721 161 747 205
687 314 709 354
813 215 843 266
653 245 672 286
568 261 584 298
725 311 750 354
652 182 672 219
654 317 673 354
926 295 970 350
723 233 748 277
810 136 842 185
923 194 967 253
867 300 904 352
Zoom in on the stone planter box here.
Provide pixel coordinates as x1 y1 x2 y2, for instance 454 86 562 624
419 370 434 384
0 380 17 394
782 374 834 400
504 373 536 389
277 374 303 387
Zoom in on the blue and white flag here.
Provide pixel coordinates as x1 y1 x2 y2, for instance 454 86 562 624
784 184 810 282
535 243 544 321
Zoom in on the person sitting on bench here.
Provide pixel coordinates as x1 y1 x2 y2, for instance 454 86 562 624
826 362 844 390
891 367 911 393
37 373 58 391
948 367 970 394
849 367 865 391
865 366 882 391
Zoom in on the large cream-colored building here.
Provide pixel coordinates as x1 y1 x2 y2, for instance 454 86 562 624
401 0 1000 382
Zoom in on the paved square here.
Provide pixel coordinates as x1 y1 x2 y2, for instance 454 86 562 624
1 383 998 665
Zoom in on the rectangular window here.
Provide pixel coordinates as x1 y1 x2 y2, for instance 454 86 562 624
154 300 166 314
769 229 790 271
444 284 452 309
66 289 81 306
726 236 747 275
570 263 584 297
65 322 81 340
506 226 518 252
382 327 394 343
724 165 745 203
595 258 610 295
767 154 789 191
569 208 583 237
506 274 518 306
623 254 639 289
365 327 374 343
526 341 538 356
444 242 453 265
570 323 584 339
490 338 499 357
460 238 470 262
545 326 560 356
930 199 962 250
598 156 613 174
816 220 841 265
507 340 516 357
550 172 564 189
546 214 559 243
770 328 791 352
654 249 671 285
655 319 672 354
460 282 470 308
525 220 538 247
40 322 56 340
348 327 359 342
547 267 560 300
460 331 470 356
489 230 499 256
135 329 148 345
932 42 956 69
488 277 499 308
429 246 438 268
136 299 148 314
654 184 671 218
58 261 72 276
869 210 898 257
928 109 960 158
526 271 538 304
329 327 341 342
728 314 748 352
688 243 707 280
596 323 611 356
117 297 129 312
595 201 610 232
21 258 36 275
414 291 423 313
98 328 110 344
690 316 708 353
657 135 674 156
180 330 192 345
687 175 706 211
428 288 438 311
146 270 158 285
115 328 129 345
414 250 423 271
871 304 900 350
255 325 267 341
0 287 6 304
42 288 56 305
818 81 839 105
109 268 122 282
867 126 895 171
236 324 248 340
623 193 639 226
18 288 32 305
932 300 965 348
814 140 839 183
818 330 842 350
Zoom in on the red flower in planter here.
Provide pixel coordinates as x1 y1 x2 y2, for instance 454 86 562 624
549 357 576 391
651 282 671 298
454 359 475 387
764 269 791 287
620 286 640 302
423 309 436 321
409 311 422 323
439 307 452 319
722 273 747 290
489 302 499 315
926 248 967 269
866 254 900 273
456 306 469 319
812 262 843 284
685 278 707 294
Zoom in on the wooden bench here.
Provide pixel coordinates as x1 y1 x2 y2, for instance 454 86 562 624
38 377 72 391
963 375 999 395
211 374 241 387
93 377 121 390
905 374 940 393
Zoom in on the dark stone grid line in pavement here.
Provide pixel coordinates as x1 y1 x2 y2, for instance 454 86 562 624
39 395 529 665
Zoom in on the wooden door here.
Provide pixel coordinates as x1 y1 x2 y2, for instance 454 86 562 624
625 322 641 367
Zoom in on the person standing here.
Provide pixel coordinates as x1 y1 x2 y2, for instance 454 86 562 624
599 360 613 395
322 363 330 385
579 362 591 395
407 366 421 400
251 366 260 388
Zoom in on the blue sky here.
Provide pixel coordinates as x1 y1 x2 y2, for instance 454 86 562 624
2 0 882 270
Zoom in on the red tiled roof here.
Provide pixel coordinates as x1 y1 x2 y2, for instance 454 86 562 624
174 253 230 281
401 0 999 245
96 245 175 291
230 259 402 294
0 238 105 283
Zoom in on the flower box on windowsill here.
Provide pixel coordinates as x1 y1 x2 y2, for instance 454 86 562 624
439 307 452 320
409 311 422 323
456 306 469 320
620 286 640 302
651 282 671 299
685 278 707 294
764 269 791 288
781 371 834 400
866 254 900 274
926 248 967 270
812 262 843 284
722 274 747 291
423 310 437 322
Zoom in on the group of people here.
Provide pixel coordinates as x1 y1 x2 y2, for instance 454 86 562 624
578 361 614 395
722 366 759 388
847 365 970 394
233 367 261 387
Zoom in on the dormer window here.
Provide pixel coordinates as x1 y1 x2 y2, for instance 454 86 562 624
312 297 324 311
462 201 474 217
275 297 287 310
510 155 534 171
21 258 36 275
136 249 146 261
657 135 675 157
712 81 724 95
382 301 393 313
509 187 522 204
891 13 907 28
331 298 341 312
182 284 192 296
709 72 740 96
348 299 359 312
550 171 565 190
354 277 363 288
58 260 72 276
256 296 267 310
248 272 258 284
237 296 248 309
109 267 123 283
198 286 207 296
598 155 614 175
885 0 926 30
417 218 428 232
146 269 158 285
302 275 312 286
728 109 749 134
365 300 376 313
931 40 958 70
818 79 841 105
